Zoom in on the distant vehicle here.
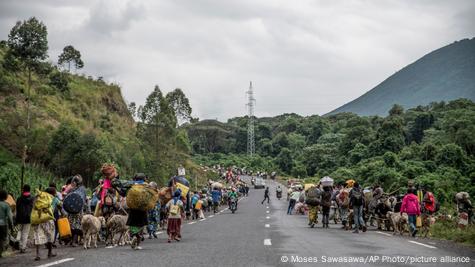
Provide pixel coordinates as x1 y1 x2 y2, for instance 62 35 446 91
254 178 265 189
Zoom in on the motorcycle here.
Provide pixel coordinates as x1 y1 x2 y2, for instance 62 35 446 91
230 197 238 214
276 190 282 200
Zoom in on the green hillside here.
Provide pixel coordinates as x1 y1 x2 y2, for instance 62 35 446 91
327 38 475 116
0 18 213 195
188 100 475 206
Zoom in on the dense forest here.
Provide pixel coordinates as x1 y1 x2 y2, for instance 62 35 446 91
188 100 475 206
0 17 210 195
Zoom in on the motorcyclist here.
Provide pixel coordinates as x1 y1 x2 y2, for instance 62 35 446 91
276 186 283 199
228 188 238 209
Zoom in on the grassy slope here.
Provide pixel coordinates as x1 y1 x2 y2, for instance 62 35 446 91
0 46 216 195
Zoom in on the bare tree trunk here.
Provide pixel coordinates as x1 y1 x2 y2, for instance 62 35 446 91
21 67 32 191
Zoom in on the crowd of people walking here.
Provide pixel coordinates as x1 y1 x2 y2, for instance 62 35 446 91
0 165 249 260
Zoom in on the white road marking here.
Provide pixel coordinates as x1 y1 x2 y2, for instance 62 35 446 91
35 258 75 267
264 239 272 246
266 216 270 219
408 240 437 249
266 206 269 209
105 245 114 249
265 224 270 228
266 210 270 214
188 222 196 225
199 218 206 222
209 215 214 218
376 231 392 237
156 231 163 235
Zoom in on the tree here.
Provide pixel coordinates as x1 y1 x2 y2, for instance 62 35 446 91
7 17 48 189
276 148 293 174
128 102 137 118
389 104 404 116
58 45 84 72
165 88 192 124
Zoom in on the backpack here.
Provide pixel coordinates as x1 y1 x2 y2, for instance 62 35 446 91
338 191 350 208
306 187 321 206
63 191 84 214
321 191 332 208
169 202 180 216
30 191 54 225
351 188 363 206
424 192 436 212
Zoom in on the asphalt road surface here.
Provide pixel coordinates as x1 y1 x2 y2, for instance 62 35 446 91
1 176 474 267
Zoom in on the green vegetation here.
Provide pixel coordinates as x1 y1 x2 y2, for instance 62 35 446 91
0 17 205 196
328 38 475 116
431 221 475 247
187 100 475 207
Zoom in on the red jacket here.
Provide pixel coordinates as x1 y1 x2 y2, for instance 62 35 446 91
401 193 420 216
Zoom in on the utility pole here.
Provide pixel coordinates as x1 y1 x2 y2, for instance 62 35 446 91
246 81 256 157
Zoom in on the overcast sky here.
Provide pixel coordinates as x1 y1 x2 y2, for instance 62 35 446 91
1 0 474 120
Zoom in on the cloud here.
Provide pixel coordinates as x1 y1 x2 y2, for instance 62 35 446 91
0 0 474 120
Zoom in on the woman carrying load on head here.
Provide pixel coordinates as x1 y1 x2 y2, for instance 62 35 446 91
166 189 184 243
126 173 149 250
96 163 118 220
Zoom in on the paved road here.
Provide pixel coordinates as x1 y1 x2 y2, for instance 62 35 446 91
1 177 474 267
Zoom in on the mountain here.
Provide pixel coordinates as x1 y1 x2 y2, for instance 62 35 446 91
327 38 475 116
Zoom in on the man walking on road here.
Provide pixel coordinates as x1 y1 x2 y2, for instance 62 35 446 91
261 187 270 204
288 189 301 214
350 182 366 233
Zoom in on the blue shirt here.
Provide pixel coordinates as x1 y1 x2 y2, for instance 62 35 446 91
211 190 221 202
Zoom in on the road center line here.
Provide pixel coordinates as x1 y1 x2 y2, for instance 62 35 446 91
188 222 196 225
376 231 392 237
265 224 270 228
266 216 270 219
264 239 272 246
266 210 270 213
35 258 75 267
408 240 437 249
266 206 269 209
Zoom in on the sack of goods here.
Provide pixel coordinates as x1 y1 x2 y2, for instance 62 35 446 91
126 184 159 211
63 192 84 214
159 187 172 205
320 176 334 187
6 194 16 213
175 182 189 197
455 192 470 201
31 190 54 225
304 183 315 192
211 182 223 190
305 187 321 206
